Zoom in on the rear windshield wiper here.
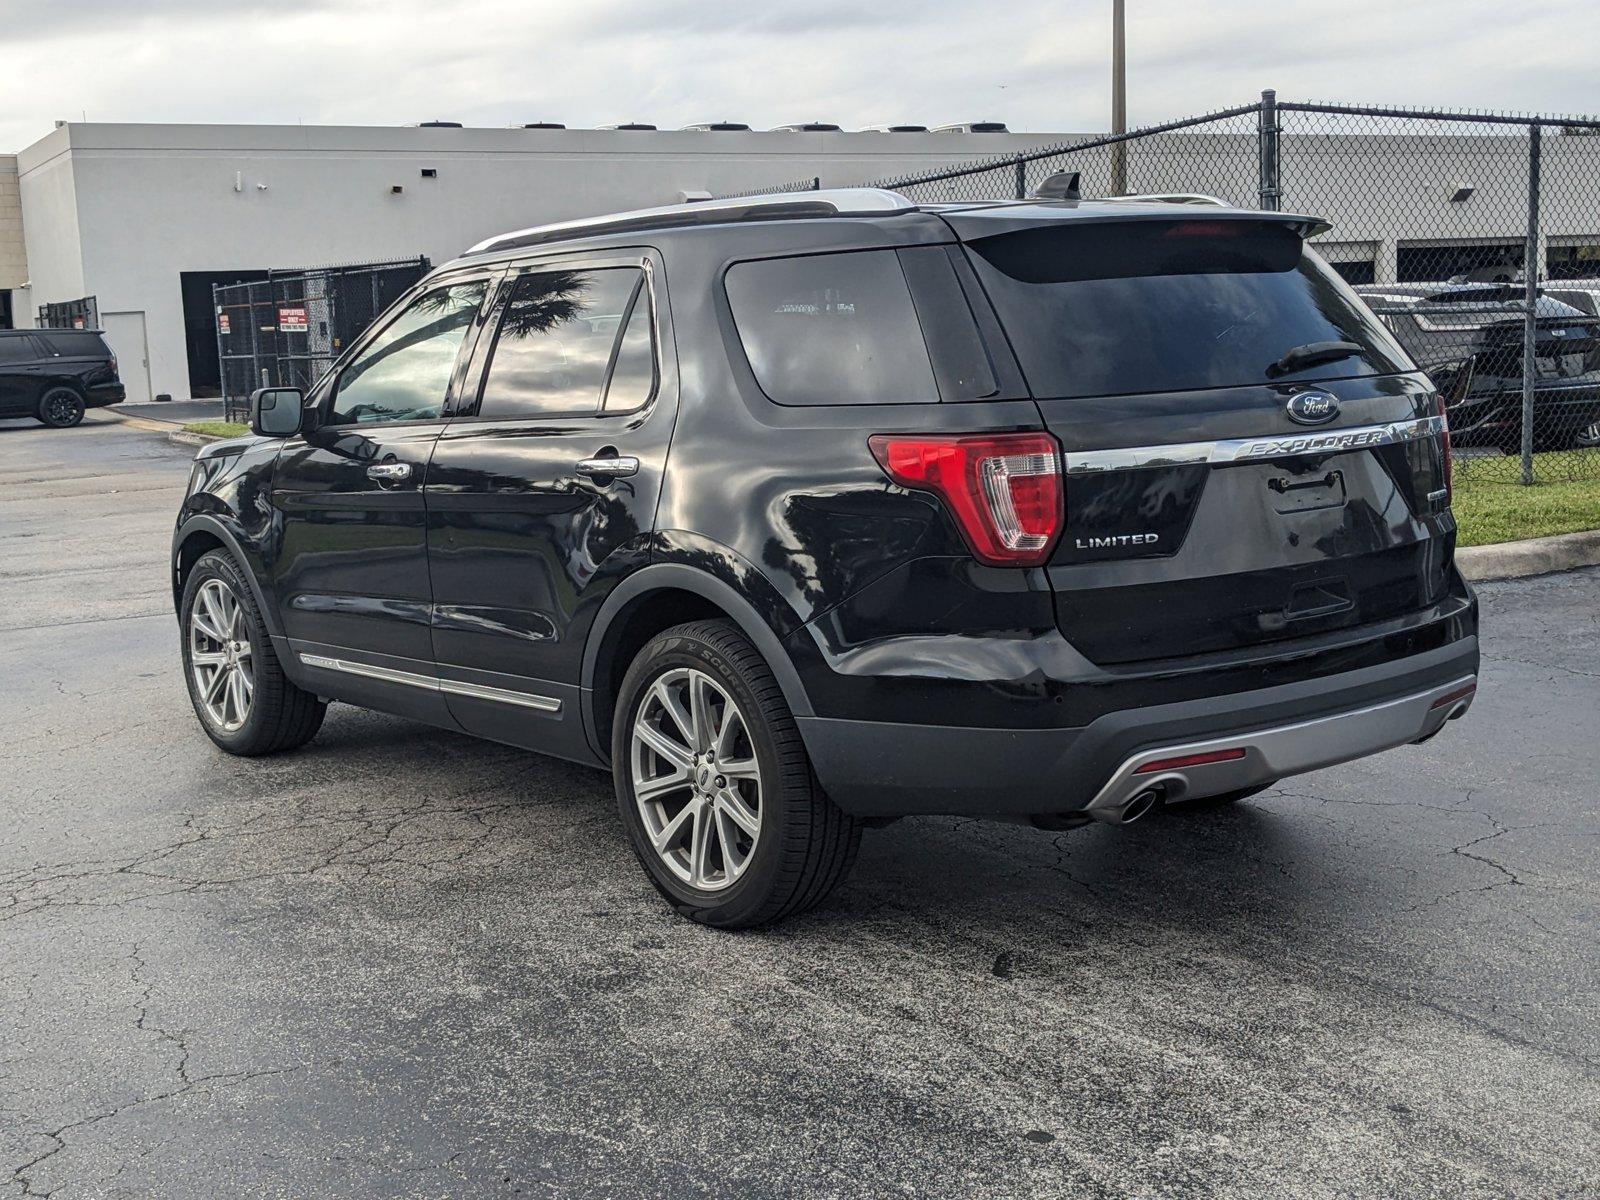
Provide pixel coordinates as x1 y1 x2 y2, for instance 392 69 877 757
1266 340 1364 378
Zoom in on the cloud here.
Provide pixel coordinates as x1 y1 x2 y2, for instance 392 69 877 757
0 0 1596 153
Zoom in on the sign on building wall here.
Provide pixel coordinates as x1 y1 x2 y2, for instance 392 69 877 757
278 306 308 333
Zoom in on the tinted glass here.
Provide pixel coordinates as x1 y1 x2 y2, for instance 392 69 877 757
479 269 642 418
725 250 938 406
38 331 109 358
330 281 485 425
604 282 655 411
966 221 1412 399
0 336 36 364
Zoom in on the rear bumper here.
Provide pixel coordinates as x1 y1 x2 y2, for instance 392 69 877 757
85 382 125 408
797 633 1480 817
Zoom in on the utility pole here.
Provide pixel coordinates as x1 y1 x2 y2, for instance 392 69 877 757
1110 0 1127 194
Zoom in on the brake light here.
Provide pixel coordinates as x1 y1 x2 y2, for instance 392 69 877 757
869 432 1063 566
1434 392 1453 506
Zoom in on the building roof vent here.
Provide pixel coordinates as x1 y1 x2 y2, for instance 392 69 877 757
772 122 842 132
932 121 1010 133
601 123 658 131
514 122 567 130
409 120 464 128
861 124 930 133
682 121 752 132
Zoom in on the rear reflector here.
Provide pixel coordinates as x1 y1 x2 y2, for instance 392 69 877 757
869 432 1063 566
1429 683 1476 710
1134 748 1247 775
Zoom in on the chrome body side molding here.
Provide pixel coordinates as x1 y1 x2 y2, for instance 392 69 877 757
297 653 562 713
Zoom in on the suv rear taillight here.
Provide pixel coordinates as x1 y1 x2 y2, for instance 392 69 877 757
869 432 1064 566
1434 392 1453 505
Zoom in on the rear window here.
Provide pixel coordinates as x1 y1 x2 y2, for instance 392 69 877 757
725 249 938 406
965 220 1411 399
37 331 110 358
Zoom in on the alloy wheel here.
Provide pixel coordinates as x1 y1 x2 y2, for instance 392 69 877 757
44 391 82 426
630 667 763 891
188 578 254 732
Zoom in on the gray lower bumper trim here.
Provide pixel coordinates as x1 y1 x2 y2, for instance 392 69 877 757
1086 673 1477 815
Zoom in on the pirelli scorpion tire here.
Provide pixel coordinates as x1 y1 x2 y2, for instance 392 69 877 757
612 619 863 929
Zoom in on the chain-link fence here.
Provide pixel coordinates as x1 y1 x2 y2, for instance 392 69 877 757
37 296 99 330
214 257 429 420
728 95 1600 486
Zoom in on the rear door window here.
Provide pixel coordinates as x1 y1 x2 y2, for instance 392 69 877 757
965 220 1412 399
0 337 37 364
478 268 645 418
725 249 938 406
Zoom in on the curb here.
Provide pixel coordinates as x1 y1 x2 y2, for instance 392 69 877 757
1457 529 1600 582
97 410 186 434
168 430 219 448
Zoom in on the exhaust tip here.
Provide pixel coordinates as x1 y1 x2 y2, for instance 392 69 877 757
1121 789 1161 824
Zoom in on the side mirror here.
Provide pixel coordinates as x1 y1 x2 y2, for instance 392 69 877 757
250 387 304 438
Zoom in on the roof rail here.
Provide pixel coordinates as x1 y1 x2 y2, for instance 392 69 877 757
1097 192 1228 206
464 188 916 256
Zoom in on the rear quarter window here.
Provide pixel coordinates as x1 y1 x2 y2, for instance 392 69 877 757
38 331 111 358
725 249 939 406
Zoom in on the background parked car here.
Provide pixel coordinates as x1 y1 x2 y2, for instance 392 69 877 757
0 328 125 427
1355 282 1600 453
1543 286 1600 448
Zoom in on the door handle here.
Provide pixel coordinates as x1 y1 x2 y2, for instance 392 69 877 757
366 462 414 482
574 455 639 478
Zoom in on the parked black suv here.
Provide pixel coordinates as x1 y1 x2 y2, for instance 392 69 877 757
0 328 125 426
171 190 1478 926
1355 282 1600 453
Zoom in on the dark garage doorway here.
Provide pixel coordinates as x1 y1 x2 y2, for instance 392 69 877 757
181 270 267 397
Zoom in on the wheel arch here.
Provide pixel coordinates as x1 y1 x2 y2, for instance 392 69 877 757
581 563 815 763
172 515 284 639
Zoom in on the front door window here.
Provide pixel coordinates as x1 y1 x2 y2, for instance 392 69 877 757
328 281 487 425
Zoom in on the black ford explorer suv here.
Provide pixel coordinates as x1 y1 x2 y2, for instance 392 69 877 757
170 189 1479 927
0 327 125 426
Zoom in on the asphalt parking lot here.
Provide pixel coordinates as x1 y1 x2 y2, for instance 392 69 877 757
2 413 1597 1199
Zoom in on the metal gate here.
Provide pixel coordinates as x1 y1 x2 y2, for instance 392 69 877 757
213 257 429 419
37 296 100 330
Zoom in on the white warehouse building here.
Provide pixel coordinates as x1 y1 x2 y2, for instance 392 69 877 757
2 118 1597 405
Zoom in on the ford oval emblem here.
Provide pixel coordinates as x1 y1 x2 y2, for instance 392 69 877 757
1286 391 1340 426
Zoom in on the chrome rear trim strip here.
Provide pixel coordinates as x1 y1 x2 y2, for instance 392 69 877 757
297 653 561 714
1064 414 1446 475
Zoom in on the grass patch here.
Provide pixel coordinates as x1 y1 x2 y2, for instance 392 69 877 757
1454 449 1600 546
182 420 250 439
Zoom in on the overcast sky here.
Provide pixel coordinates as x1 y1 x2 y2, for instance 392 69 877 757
2 0 1597 151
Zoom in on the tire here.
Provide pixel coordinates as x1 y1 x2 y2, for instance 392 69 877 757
180 549 325 756
36 387 85 428
612 619 862 929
